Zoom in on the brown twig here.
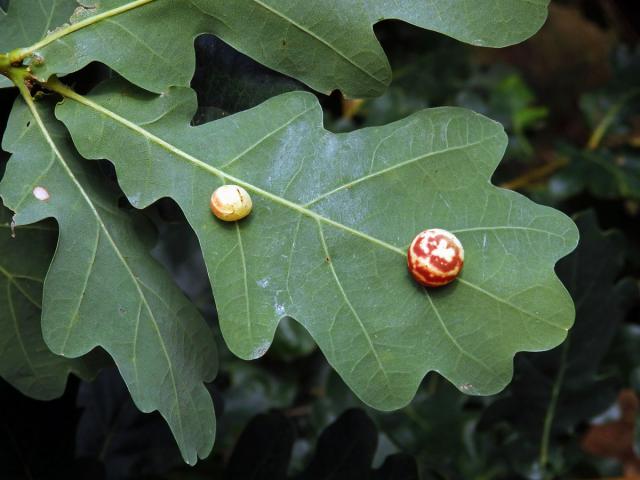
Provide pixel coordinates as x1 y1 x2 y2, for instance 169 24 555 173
500 156 569 191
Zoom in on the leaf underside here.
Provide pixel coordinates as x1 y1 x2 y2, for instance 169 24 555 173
0 0 77 51
0 204 96 400
0 98 218 464
0 0 78 89
56 79 578 409
0 0 568 459
12 0 550 96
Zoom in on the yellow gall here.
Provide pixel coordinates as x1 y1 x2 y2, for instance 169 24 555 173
210 185 253 221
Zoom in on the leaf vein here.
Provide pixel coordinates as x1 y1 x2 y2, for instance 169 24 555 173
317 219 391 390
250 0 386 87
302 135 500 208
424 289 499 378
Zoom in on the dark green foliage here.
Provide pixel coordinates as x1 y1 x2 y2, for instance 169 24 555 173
0 1 639 479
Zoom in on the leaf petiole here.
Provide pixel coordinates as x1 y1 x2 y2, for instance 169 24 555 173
4 64 32 92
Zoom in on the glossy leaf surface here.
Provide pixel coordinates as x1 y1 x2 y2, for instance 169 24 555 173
0 97 218 464
18 0 549 96
56 80 578 409
0 0 78 89
0 0 77 51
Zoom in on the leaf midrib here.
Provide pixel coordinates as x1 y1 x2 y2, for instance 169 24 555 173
59 87 568 332
21 0 386 91
18 93 189 452
61 90 506 257
61 88 407 255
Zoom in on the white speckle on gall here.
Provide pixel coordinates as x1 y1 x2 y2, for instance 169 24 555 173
33 186 50 201
210 185 252 221
407 228 464 287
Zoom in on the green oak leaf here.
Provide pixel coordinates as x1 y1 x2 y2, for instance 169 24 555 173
0 203 97 400
0 0 77 51
55 79 578 409
0 95 218 464
12 0 549 97
0 0 78 89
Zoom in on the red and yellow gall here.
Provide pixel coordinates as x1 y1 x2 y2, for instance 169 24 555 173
407 228 464 287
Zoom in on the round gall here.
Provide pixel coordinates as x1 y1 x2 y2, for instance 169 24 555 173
407 228 464 287
210 185 253 221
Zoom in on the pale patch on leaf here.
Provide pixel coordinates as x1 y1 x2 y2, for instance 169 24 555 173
32 186 50 201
